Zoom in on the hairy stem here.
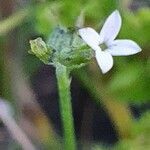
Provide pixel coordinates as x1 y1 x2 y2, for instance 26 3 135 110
56 63 76 150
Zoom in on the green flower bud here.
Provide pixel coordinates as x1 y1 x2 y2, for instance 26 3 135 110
47 27 94 69
29 37 52 64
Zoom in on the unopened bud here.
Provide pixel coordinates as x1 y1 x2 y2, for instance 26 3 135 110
29 38 52 64
47 27 94 69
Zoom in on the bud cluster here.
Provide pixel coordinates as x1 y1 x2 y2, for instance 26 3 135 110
29 26 94 69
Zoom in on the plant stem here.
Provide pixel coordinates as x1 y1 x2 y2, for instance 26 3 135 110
56 63 76 150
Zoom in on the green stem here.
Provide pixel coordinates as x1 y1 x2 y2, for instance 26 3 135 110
56 63 76 150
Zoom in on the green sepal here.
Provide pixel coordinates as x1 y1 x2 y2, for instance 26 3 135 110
29 27 94 69
47 26 94 69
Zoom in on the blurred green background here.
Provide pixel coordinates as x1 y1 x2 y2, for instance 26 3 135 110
0 0 150 149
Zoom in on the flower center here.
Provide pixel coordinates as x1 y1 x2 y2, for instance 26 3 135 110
99 43 107 51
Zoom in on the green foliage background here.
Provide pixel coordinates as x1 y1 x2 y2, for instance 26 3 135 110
0 0 150 149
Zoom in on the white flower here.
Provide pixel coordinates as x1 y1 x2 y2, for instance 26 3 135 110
79 10 141 74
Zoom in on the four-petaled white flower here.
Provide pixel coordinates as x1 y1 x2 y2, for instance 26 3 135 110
79 10 141 73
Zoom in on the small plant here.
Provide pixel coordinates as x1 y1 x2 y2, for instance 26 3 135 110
29 10 141 150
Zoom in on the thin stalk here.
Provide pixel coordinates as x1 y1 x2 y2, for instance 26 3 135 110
56 63 76 150
0 100 36 150
1 115 36 150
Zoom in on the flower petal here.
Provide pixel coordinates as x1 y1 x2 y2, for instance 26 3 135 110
95 50 113 74
79 27 101 51
106 39 142 56
99 10 122 44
